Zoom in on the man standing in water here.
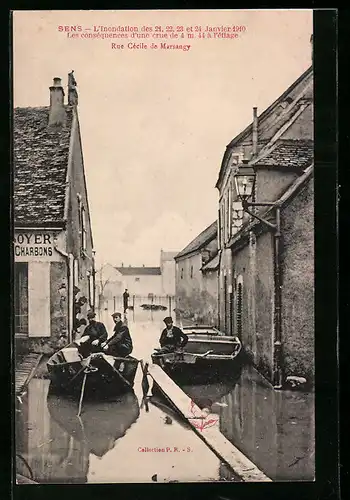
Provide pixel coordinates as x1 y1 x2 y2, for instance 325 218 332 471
123 289 130 313
101 312 133 357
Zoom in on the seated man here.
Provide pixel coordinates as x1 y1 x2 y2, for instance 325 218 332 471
78 310 108 358
157 316 188 354
101 312 133 357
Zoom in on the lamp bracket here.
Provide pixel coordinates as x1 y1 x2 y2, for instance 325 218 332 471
242 201 279 233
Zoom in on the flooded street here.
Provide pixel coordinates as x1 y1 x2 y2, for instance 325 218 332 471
16 303 314 483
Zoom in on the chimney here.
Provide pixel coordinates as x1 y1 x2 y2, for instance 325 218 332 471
68 70 78 106
49 77 66 126
252 107 258 157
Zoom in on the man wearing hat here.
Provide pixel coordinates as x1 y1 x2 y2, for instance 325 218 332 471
78 310 108 357
158 317 188 352
100 312 133 357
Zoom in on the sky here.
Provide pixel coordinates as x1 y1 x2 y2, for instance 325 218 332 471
13 10 313 268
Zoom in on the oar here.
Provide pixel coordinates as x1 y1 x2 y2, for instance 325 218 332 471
65 354 92 387
77 356 92 417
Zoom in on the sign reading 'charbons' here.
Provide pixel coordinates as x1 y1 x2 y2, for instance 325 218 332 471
14 232 58 260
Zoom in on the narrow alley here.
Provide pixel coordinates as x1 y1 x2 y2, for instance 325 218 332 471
15 302 314 484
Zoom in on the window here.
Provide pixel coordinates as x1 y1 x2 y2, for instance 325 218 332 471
81 206 87 252
190 265 193 278
135 277 140 282
181 268 184 279
14 263 28 336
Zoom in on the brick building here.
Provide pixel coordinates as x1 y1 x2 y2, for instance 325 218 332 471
13 72 95 353
175 221 219 326
216 66 314 385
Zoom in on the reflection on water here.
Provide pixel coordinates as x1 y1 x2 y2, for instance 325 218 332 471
182 364 315 481
16 313 314 483
16 363 238 483
16 379 140 483
47 390 140 458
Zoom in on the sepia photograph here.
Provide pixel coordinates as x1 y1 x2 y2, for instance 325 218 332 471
13 9 317 485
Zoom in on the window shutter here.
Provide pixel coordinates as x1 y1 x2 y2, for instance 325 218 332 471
28 262 50 337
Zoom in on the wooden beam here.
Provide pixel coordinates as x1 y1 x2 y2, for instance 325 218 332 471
147 364 272 482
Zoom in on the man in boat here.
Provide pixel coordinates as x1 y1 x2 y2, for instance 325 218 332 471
157 317 188 353
78 310 108 357
100 312 133 357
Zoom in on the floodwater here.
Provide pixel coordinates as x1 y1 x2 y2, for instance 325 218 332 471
15 306 237 484
15 303 315 483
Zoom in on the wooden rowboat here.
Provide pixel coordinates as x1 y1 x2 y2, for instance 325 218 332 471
151 326 242 383
47 344 139 400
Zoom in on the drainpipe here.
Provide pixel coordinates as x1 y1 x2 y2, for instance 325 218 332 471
252 107 258 157
217 250 222 329
92 254 96 310
54 243 74 343
273 207 283 389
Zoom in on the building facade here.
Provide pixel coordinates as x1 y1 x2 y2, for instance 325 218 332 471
14 72 95 353
160 250 177 296
216 66 314 385
114 265 162 297
175 222 219 326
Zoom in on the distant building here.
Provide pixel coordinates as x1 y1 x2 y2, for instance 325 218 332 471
160 250 178 296
216 65 314 385
95 263 123 301
114 265 162 297
175 222 219 326
13 72 95 353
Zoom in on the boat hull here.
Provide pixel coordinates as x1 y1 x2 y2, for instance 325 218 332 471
47 346 139 400
151 348 242 384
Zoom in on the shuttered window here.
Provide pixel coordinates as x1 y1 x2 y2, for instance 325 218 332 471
28 262 50 337
14 262 28 336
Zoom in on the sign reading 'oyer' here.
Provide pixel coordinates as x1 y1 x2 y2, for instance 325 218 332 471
14 231 61 261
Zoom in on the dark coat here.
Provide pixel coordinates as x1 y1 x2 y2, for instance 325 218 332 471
159 326 188 348
78 320 108 358
123 292 130 304
83 321 108 343
105 322 133 357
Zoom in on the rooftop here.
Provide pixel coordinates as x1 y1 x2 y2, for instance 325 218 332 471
253 139 314 169
175 221 217 260
160 251 178 262
13 106 73 226
115 267 161 276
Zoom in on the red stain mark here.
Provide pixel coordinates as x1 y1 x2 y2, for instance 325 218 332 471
189 400 218 432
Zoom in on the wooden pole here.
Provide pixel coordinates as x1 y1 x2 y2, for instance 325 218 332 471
77 371 88 417
113 296 116 311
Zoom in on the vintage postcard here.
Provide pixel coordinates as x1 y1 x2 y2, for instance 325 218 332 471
13 9 319 486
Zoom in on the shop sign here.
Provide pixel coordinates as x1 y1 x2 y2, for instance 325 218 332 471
14 231 61 262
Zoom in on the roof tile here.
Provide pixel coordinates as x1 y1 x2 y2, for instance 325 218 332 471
254 139 313 169
13 106 73 226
